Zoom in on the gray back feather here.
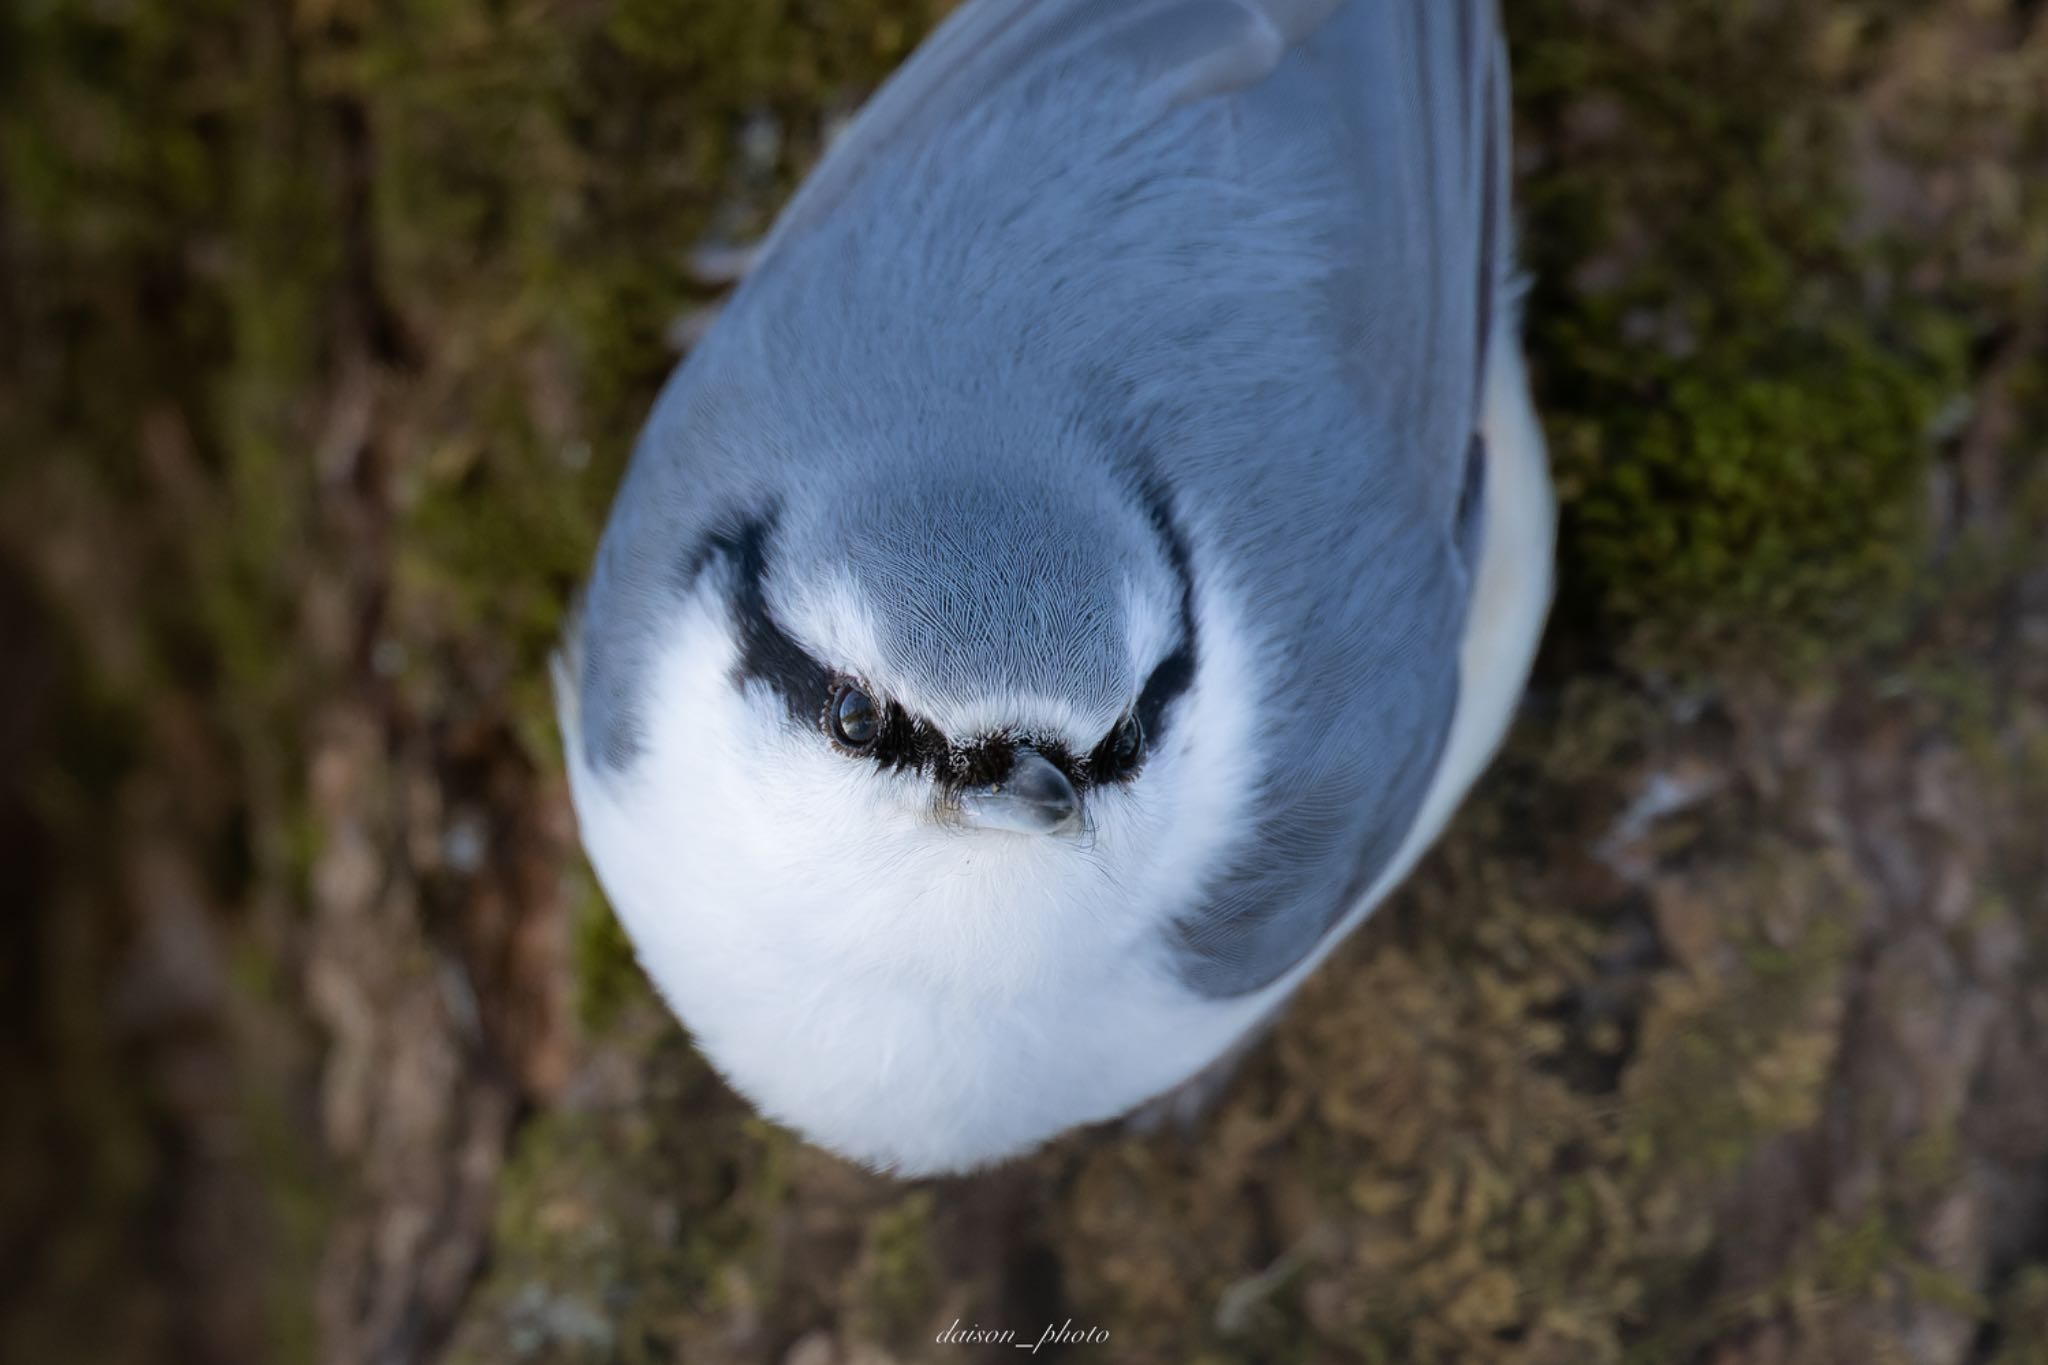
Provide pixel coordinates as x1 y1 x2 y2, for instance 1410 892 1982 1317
571 0 1512 995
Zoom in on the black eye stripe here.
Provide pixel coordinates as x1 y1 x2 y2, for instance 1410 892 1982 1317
713 518 833 727
1135 646 1192 734
709 517 945 767
1129 475 1199 749
819 678 948 773
1088 711 1148 783
712 496 1195 784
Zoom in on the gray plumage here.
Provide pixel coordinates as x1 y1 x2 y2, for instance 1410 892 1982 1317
571 0 1510 997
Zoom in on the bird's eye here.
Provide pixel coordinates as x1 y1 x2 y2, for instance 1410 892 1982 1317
1106 713 1144 771
827 684 880 748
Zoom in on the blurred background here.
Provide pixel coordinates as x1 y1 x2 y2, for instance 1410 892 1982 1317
3 1 2046 1363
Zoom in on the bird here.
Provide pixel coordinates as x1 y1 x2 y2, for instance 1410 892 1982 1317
555 0 1554 1177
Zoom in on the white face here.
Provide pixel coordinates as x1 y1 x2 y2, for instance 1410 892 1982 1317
560 549 1271 1174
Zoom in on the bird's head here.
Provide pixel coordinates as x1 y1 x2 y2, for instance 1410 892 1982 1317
711 469 1194 843
556 453 1252 1023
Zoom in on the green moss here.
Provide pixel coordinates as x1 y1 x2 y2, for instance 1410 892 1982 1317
450 1028 832 1364
1616 854 1856 1200
1562 335 1954 668
1508 0 1969 673
846 1189 940 1346
571 874 647 1034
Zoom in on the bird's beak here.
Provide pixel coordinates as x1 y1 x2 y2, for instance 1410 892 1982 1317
956 747 1080 835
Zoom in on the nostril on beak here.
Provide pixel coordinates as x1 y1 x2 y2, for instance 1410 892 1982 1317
958 747 1080 834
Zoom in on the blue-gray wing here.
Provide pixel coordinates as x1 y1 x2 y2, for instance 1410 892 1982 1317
1149 2 1511 996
